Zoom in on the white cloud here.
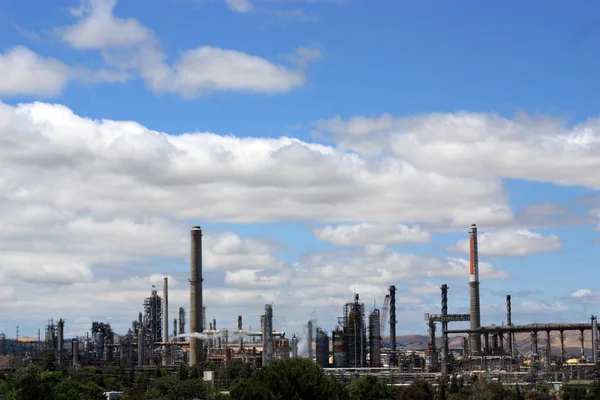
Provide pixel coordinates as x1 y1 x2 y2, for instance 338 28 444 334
514 300 569 314
0 46 130 97
314 223 431 245
171 47 305 96
6 101 585 338
57 0 308 96
315 112 600 190
292 246 508 289
224 269 288 289
206 233 285 270
571 289 592 298
451 229 563 256
225 0 254 12
285 45 323 68
59 0 150 49
0 101 510 225
314 114 396 157
410 282 444 295
0 46 70 96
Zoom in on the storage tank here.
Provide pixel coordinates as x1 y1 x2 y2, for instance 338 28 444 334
315 328 329 368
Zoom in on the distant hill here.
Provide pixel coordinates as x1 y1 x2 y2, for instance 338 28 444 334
383 331 594 358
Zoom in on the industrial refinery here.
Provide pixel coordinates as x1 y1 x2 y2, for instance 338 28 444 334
1 224 598 387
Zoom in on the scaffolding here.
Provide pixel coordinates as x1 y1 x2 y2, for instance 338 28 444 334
343 294 367 368
144 288 163 343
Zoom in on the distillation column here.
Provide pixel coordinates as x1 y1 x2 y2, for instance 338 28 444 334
57 319 64 365
506 295 513 358
592 315 598 365
162 277 169 366
189 226 204 366
178 307 186 343
389 285 397 366
469 224 482 355
265 304 274 366
441 284 449 378
137 312 145 366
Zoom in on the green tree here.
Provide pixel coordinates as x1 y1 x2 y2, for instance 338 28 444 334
399 380 434 400
178 364 189 380
586 380 600 399
449 375 460 394
54 379 105 400
347 375 393 400
230 358 348 400
535 381 549 395
9 364 46 400
218 359 253 385
43 350 57 371
229 379 276 400
513 385 525 400
147 374 207 400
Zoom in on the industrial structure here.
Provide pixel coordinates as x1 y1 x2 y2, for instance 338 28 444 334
1 223 598 387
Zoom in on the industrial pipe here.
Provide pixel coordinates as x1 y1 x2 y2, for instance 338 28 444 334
446 322 598 334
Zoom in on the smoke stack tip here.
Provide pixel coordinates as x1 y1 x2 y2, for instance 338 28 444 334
191 226 202 231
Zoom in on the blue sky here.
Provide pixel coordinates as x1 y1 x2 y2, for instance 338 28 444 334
1 0 600 341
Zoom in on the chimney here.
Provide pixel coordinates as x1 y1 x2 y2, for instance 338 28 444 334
189 226 204 366
162 277 168 366
389 285 397 366
137 312 145 366
469 224 482 355
506 295 513 358
57 319 64 365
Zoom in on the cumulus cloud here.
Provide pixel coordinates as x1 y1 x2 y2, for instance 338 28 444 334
0 46 70 96
56 0 309 96
571 289 592 298
315 112 600 190
450 229 563 256
313 223 431 245
0 46 130 97
206 233 285 270
60 0 150 49
292 246 508 289
0 101 510 225
4 101 592 337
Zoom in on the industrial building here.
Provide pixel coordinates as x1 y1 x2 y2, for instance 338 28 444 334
1 223 598 386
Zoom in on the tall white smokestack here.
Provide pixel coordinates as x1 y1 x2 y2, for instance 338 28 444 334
469 224 481 355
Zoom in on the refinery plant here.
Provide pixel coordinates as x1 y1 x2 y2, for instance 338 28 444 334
1 224 599 387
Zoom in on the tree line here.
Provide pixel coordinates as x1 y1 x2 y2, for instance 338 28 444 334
0 350 599 399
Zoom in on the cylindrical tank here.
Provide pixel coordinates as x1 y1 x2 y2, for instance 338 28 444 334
316 328 329 368
332 329 345 367
96 332 105 359
369 310 381 367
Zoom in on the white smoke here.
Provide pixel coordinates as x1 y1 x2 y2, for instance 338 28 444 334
297 332 308 357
